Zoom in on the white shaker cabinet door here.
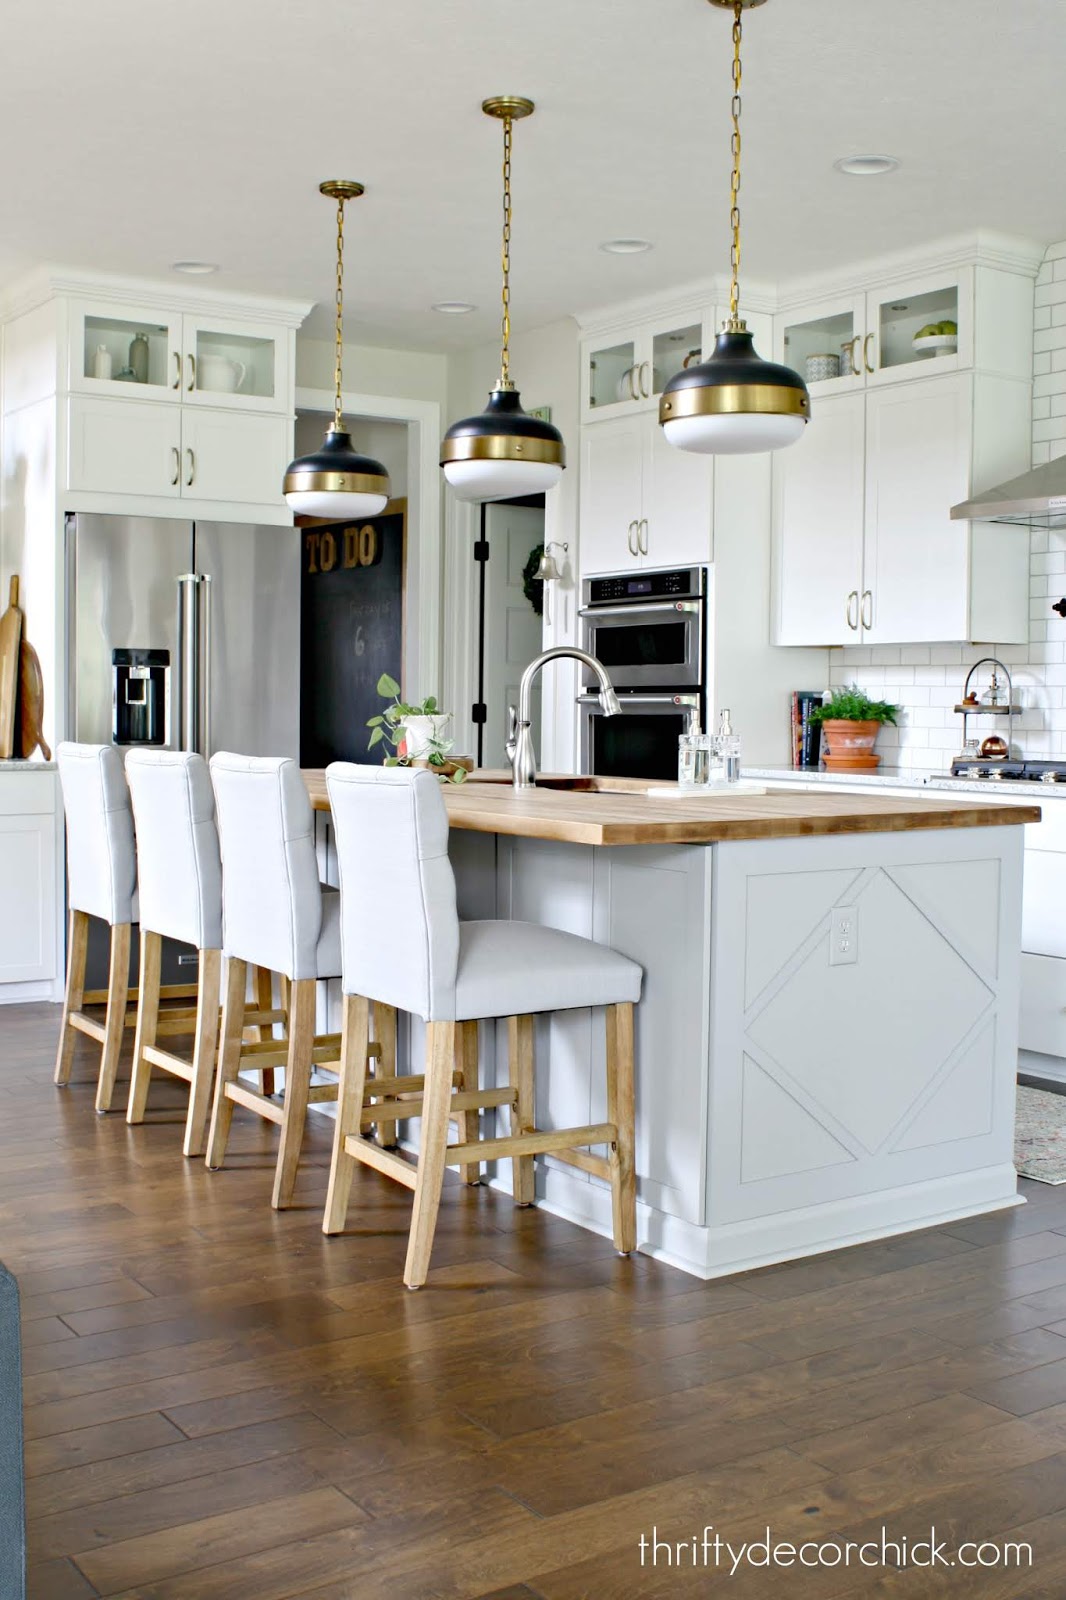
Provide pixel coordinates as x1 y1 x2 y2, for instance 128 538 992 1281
862 373 971 644
579 415 644 575
67 396 181 498
641 417 714 571
180 408 290 508
772 391 865 646
0 813 57 983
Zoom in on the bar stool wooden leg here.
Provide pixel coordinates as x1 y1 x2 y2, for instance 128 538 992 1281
54 911 89 1087
272 978 316 1210
369 1001 399 1148
206 957 247 1170
456 1020 482 1186
95 923 131 1115
183 948 222 1159
606 1002 637 1256
254 965 276 1097
508 1014 536 1206
126 931 162 1125
404 1020 456 1290
323 994 371 1235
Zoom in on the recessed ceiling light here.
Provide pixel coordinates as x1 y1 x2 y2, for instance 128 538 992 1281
833 155 901 177
599 238 654 255
431 300 477 315
171 261 219 274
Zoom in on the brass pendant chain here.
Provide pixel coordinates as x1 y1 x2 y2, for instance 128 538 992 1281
499 112 513 389
728 0 744 328
333 193 346 432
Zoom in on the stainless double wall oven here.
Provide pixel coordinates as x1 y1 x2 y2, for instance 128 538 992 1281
578 567 707 781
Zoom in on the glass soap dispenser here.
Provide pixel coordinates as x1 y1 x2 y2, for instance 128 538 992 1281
717 708 741 783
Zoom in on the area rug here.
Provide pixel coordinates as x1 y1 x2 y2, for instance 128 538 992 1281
1016 1084 1066 1184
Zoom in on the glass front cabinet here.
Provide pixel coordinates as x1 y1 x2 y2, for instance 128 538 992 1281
67 301 291 414
582 309 711 422
775 270 973 397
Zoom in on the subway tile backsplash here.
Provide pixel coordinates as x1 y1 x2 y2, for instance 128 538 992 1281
829 242 1066 769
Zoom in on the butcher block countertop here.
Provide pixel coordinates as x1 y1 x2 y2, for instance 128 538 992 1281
301 770 1040 847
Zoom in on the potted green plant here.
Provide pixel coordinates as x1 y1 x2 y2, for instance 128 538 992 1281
366 674 469 782
810 685 900 772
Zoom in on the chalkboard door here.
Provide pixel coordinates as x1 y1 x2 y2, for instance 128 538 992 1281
300 499 406 767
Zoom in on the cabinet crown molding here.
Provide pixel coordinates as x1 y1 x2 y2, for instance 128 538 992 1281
774 230 1045 313
575 275 778 338
0 265 312 328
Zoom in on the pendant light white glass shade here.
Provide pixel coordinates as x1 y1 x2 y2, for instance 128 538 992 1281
662 412 808 455
443 459 564 502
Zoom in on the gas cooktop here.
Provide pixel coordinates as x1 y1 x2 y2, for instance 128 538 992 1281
948 758 1066 783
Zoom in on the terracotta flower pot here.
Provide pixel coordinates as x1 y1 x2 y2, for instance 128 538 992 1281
820 718 883 772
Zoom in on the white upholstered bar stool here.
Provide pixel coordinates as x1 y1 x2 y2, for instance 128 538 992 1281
322 763 643 1290
54 742 139 1114
124 750 228 1157
206 754 393 1208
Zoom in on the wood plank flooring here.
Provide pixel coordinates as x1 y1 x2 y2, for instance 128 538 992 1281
7 1000 1066 1597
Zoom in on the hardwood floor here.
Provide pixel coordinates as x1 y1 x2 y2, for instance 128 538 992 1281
8 999 1066 1597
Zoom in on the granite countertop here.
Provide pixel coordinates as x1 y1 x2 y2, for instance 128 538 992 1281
747 765 1066 799
302 769 1039 846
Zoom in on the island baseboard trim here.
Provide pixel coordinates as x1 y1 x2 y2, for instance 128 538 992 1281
536 1163 1024 1281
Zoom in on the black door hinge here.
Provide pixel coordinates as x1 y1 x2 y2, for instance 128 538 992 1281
473 540 490 562
471 703 488 725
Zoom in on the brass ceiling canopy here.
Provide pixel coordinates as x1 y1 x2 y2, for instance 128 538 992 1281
482 95 535 120
706 0 768 8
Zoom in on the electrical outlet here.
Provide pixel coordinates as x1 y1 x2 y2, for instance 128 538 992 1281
829 905 858 966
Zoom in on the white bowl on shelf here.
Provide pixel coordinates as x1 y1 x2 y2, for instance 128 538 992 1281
912 334 958 357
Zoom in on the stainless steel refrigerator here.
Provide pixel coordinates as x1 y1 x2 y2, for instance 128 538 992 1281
66 512 300 761
65 512 301 982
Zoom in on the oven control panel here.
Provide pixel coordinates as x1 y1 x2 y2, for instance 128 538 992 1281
586 567 702 605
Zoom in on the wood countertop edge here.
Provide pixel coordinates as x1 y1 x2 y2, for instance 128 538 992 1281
302 770 1038 845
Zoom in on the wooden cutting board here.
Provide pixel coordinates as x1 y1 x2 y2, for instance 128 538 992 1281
0 577 23 760
18 637 51 761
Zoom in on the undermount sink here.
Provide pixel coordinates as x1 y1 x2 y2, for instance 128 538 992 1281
469 773 653 794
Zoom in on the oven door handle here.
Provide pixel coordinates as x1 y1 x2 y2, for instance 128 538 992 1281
578 600 702 618
577 692 700 706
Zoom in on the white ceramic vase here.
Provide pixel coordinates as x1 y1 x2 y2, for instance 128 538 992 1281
402 713 452 758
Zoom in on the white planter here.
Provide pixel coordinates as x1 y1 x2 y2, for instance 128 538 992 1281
402 713 451 759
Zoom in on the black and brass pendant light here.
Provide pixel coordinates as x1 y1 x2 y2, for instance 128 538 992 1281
284 181 390 518
441 98 566 501
660 0 809 455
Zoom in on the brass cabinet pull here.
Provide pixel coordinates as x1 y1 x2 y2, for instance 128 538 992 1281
861 589 873 630
638 518 649 556
626 366 638 402
863 333 875 374
172 351 181 390
627 520 639 556
185 448 195 487
170 445 180 486
187 352 196 392
846 590 859 630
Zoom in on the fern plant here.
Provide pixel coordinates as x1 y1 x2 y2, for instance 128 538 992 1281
810 685 900 725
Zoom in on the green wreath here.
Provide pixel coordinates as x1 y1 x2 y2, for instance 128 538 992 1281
522 544 545 616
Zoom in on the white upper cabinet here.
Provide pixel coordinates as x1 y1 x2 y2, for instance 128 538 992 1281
772 239 1039 645
579 412 713 575
67 300 292 414
776 270 974 397
582 307 713 423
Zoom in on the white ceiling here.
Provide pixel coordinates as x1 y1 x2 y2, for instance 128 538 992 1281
3 0 1066 352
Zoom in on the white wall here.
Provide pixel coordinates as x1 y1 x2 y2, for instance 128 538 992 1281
828 241 1065 769
296 336 448 411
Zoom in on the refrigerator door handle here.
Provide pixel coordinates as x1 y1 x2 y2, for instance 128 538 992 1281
200 573 213 760
176 573 200 752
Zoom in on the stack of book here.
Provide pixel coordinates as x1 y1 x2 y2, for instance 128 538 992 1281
791 691 825 769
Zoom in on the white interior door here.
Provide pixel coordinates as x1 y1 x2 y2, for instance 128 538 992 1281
772 391 865 646
482 504 545 770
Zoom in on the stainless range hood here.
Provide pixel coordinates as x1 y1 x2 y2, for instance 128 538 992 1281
951 454 1066 528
